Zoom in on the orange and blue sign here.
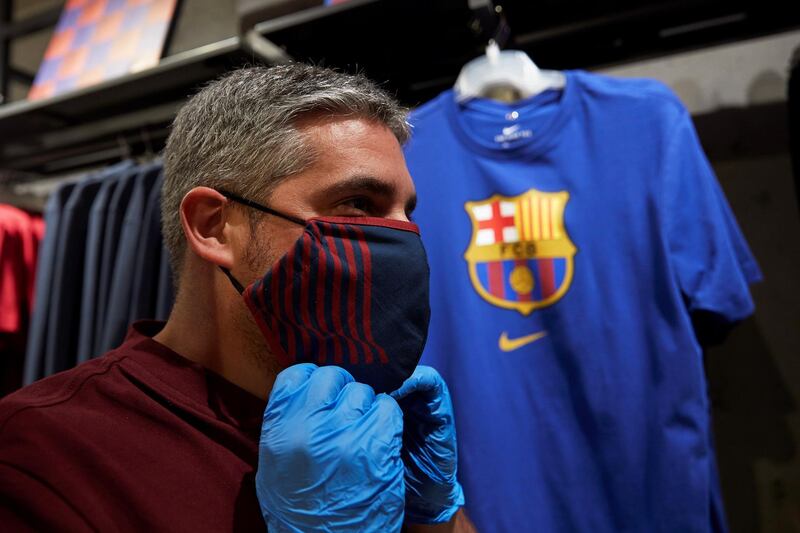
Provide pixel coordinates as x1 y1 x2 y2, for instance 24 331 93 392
29 0 178 101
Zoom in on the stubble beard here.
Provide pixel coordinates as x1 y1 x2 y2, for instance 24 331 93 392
236 227 284 378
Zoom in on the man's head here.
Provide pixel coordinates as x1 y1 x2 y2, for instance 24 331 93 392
160 64 418 374
163 64 413 290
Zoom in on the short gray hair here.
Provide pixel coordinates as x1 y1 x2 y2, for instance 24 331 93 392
162 64 410 287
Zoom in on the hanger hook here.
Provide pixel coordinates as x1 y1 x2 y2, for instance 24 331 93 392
491 4 511 49
469 0 511 50
486 40 501 64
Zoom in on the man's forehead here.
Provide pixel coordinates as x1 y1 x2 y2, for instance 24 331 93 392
256 117 416 217
300 116 402 163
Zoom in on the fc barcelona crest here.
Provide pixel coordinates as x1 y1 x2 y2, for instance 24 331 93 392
464 189 576 315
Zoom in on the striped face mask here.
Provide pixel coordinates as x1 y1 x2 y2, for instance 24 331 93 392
219 190 430 394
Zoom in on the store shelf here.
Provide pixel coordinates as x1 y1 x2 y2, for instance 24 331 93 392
0 37 274 173
251 0 800 105
508 0 800 70
252 0 485 106
0 37 260 139
252 0 380 35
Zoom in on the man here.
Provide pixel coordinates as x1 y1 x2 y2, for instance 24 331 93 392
0 65 472 532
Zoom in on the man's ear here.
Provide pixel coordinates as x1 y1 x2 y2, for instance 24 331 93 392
180 187 235 269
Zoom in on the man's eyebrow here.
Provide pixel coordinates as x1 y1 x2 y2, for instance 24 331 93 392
316 175 417 215
317 176 396 199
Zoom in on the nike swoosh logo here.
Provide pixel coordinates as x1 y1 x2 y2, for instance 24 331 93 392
498 331 548 352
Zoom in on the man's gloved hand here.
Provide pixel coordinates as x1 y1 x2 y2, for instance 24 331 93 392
390 366 465 524
256 363 405 532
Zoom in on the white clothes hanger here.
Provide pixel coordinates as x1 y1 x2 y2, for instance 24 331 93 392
454 40 566 103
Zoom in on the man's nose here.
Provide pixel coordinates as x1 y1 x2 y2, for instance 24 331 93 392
386 207 412 223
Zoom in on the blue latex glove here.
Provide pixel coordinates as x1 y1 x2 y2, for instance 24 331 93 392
256 363 405 532
390 366 465 524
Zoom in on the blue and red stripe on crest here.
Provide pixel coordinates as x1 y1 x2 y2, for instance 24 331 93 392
475 258 567 302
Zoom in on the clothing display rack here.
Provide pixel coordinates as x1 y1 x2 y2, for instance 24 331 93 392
0 0 797 184
0 1 797 531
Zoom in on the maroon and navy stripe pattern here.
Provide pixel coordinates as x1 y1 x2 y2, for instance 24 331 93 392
244 216 429 393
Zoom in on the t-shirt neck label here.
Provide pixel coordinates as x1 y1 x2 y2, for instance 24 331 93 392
493 124 534 146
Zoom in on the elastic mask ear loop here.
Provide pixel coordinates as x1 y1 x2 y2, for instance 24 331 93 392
215 189 307 296
220 266 245 295
217 189 307 226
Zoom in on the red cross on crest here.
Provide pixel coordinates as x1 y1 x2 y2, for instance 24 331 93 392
477 202 515 243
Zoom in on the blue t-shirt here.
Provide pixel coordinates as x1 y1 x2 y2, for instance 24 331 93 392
403 70 761 533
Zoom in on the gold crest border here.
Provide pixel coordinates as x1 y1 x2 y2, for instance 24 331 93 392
463 190 576 316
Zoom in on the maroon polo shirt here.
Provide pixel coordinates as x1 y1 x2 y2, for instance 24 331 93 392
0 321 267 532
